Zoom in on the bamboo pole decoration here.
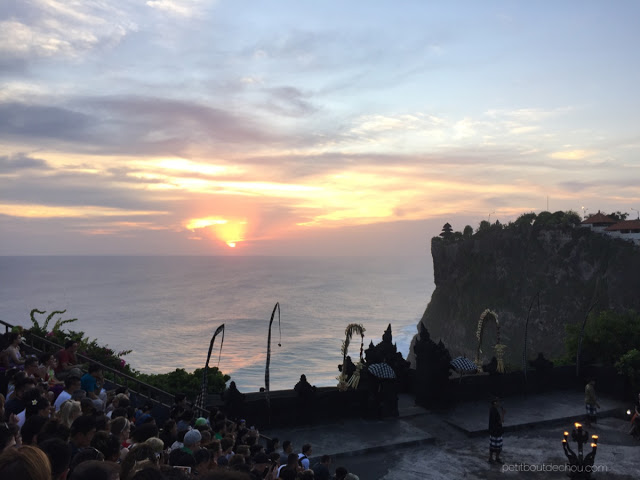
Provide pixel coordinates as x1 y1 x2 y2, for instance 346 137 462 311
196 324 225 411
337 323 365 390
475 309 506 373
265 302 282 422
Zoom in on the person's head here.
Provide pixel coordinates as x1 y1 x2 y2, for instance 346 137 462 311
7 332 21 346
335 466 348 480
174 393 187 406
301 443 312 456
37 419 71 444
95 415 111 433
20 415 48 445
120 444 158 480
39 437 72 480
321 454 331 465
64 375 82 393
70 415 97 448
131 423 159 444
88 364 102 376
59 400 82 429
14 377 36 399
81 398 96 416
194 448 211 472
24 356 39 373
183 429 202 450
69 460 119 480
0 444 52 480
91 431 121 462
220 436 234 453
286 452 299 468
252 452 270 472
267 436 279 453
282 440 293 453
39 352 55 367
64 340 78 352
24 389 50 419
71 390 87 402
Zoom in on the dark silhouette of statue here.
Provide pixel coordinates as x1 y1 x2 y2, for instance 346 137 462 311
413 323 452 407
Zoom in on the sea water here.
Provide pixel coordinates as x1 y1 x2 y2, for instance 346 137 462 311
0 256 434 391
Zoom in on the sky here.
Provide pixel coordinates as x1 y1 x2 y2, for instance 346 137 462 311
1 0 639 256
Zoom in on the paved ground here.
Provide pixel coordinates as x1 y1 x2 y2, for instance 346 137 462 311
261 390 638 479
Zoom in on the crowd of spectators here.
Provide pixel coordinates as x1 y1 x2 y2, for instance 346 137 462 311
0 332 360 480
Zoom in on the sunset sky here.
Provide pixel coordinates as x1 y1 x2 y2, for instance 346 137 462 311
1 1 639 255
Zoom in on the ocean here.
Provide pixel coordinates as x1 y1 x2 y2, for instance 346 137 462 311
0 256 434 392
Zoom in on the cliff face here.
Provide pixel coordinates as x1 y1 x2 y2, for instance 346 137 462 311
411 222 640 369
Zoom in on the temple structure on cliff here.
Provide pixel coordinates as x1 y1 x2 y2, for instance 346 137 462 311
581 211 640 244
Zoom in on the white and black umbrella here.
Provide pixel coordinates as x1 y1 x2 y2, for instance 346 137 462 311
450 356 478 374
368 362 396 379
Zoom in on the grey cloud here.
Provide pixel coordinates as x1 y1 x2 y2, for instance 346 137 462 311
0 102 93 140
0 152 50 173
1 169 168 211
0 95 278 155
261 86 317 117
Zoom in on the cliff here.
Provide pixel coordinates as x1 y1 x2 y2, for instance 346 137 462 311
410 216 640 370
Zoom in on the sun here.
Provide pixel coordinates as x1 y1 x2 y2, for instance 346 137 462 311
226 242 236 248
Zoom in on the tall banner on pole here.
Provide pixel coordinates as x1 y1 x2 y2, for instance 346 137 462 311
265 302 281 424
196 324 225 411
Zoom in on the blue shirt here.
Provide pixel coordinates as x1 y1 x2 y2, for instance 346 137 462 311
81 372 98 394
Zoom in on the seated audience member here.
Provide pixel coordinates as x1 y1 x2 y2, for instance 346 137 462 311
91 431 121 462
69 459 119 480
55 340 84 380
120 444 159 480
59 400 82 429
81 364 105 411
23 356 41 380
54 375 82 412
0 444 51 480
69 415 97 458
131 423 159 447
39 352 64 388
2 333 26 367
5 377 36 417
194 447 211 475
20 414 48 445
68 449 105 478
39 437 73 480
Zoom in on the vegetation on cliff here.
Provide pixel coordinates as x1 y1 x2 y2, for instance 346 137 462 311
25 309 230 397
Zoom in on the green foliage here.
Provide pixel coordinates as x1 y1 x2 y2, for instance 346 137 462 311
26 308 232 397
136 367 230 399
477 220 490 232
616 349 640 392
514 212 537 227
609 211 629 221
565 310 640 366
463 225 473 237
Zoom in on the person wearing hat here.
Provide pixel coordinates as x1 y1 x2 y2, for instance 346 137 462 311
194 417 208 428
182 429 201 456
250 452 274 479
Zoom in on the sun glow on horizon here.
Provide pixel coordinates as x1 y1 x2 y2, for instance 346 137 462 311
186 216 247 250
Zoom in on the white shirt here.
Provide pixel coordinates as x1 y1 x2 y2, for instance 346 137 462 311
54 390 72 411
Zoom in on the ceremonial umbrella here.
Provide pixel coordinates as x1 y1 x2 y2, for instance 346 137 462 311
368 362 396 379
450 356 478 374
